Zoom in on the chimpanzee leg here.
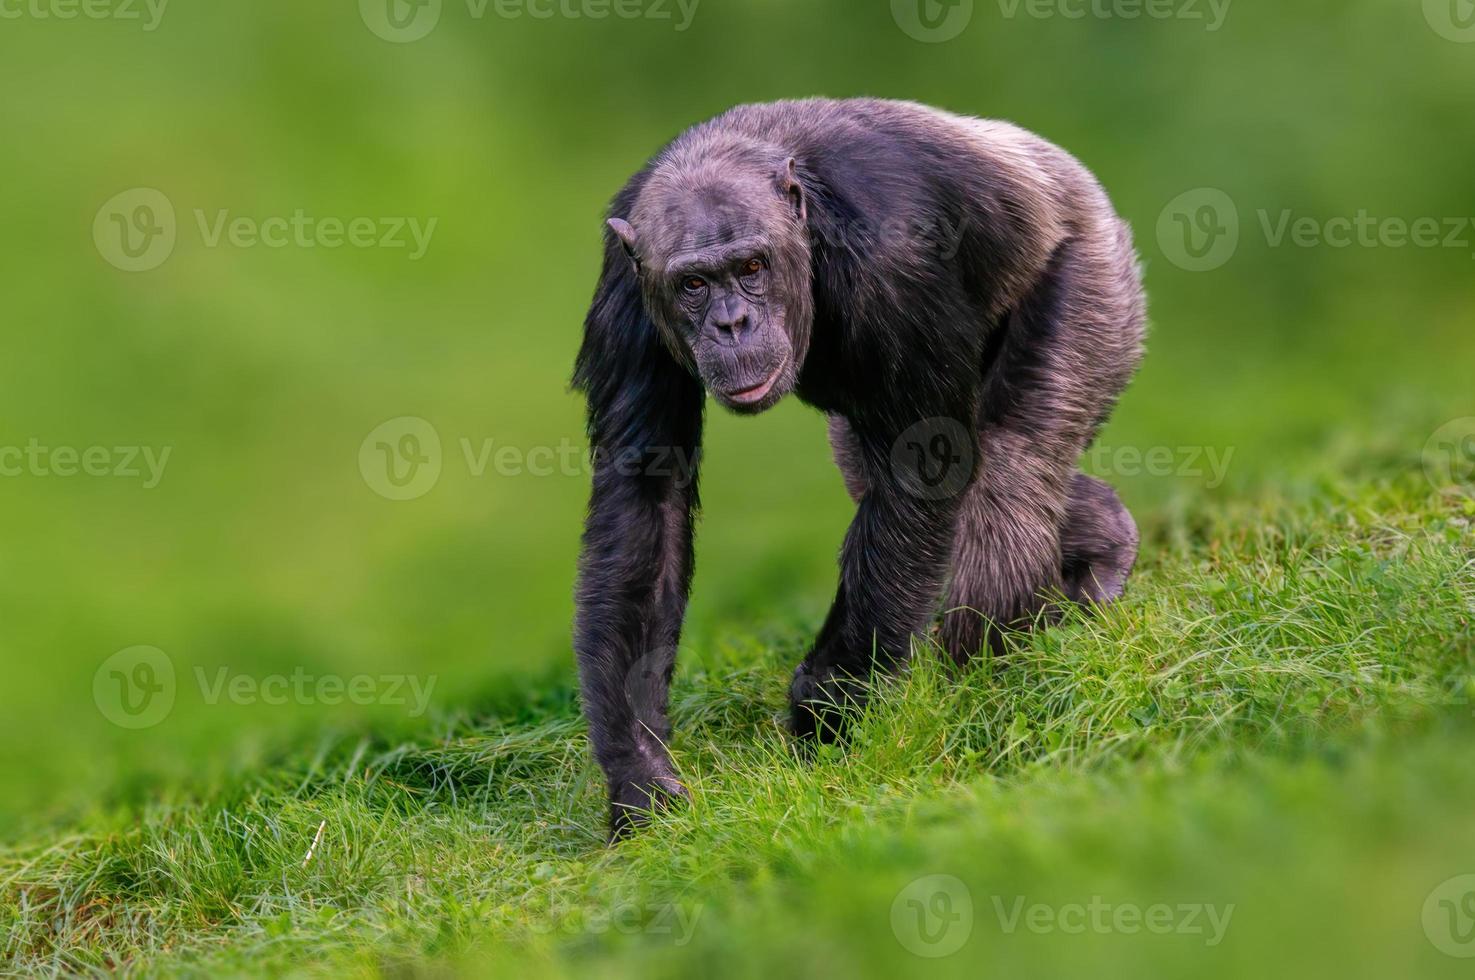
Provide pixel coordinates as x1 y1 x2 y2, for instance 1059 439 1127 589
940 234 1144 662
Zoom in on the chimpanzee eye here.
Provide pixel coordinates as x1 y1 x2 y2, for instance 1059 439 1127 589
683 276 707 293
742 257 765 277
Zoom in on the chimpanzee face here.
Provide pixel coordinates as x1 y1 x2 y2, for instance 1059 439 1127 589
609 158 813 415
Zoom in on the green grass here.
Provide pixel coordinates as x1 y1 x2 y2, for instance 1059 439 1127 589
5 469 1472 976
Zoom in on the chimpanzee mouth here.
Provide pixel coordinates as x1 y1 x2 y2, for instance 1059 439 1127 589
723 355 788 406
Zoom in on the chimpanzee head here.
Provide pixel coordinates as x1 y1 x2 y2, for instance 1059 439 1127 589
608 147 813 414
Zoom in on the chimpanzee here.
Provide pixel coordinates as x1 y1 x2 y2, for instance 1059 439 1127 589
572 98 1145 839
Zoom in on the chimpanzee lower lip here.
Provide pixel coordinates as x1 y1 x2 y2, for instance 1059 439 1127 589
724 357 787 404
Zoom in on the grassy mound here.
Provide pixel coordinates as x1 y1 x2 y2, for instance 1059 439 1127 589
4 480 1472 976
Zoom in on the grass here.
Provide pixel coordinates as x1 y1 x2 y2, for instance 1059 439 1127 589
4 467 1472 977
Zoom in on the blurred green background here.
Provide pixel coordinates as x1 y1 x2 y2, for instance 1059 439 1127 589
0 0 1471 842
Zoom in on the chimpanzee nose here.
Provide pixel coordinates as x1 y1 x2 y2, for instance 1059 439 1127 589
709 298 749 343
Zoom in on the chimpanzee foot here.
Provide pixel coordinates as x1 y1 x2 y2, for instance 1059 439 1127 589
788 662 868 745
607 758 687 843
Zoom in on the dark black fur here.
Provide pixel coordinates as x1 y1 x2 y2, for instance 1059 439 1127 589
573 99 1145 839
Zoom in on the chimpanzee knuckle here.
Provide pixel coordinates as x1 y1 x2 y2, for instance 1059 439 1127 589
607 766 689 839
788 661 821 705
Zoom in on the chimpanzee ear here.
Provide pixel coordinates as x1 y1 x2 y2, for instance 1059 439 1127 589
606 217 641 274
778 157 807 222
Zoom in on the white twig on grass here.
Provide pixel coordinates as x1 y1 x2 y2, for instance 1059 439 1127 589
302 819 326 868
